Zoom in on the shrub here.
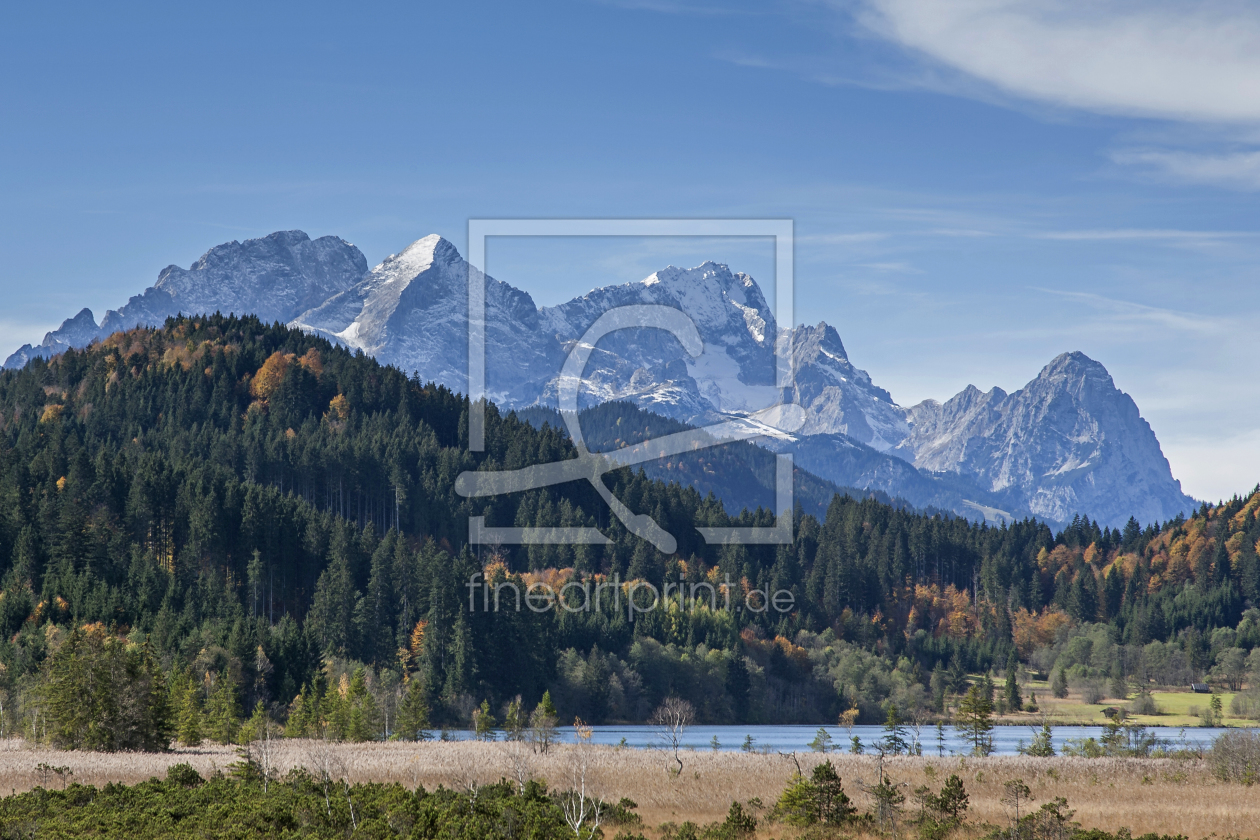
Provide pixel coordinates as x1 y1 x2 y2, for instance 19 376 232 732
1128 692 1161 716
1079 680 1105 705
166 763 204 788
769 760 855 826
1230 689 1260 721
606 797 643 826
1051 667 1069 699
1210 729 1260 784
716 802 757 838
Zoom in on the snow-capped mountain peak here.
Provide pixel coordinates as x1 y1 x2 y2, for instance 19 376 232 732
4 230 1196 528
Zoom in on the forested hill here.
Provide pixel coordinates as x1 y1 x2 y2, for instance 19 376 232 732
0 315 1256 739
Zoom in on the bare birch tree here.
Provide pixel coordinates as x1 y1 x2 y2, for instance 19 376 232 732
650 696 694 776
557 719 604 840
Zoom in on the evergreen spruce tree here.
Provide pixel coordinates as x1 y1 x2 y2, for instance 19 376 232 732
239 703 269 745
930 662 947 713
397 677 431 741
1004 652 1023 712
42 626 173 751
946 655 969 695
529 691 558 753
285 684 314 738
1108 659 1128 700
473 699 497 741
1022 720 1055 757
176 671 203 747
206 671 242 745
880 702 908 755
345 667 378 742
956 684 994 756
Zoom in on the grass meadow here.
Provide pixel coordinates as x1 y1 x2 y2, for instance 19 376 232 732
0 738 1256 837
994 681 1246 729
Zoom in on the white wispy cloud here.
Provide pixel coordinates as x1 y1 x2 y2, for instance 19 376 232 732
851 0 1260 124
860 261 921 273
829 1 1260 190
1036 228 1258 242
1110 148 1260 190
797 231 891 244
1032 288 1227 335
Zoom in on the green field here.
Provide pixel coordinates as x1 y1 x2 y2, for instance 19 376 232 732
990 680 1251 728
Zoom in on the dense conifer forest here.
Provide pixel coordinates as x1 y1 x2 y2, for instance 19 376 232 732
0 314 1257 746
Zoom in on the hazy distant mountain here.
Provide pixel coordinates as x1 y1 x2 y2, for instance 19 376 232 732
5 229 1198 528
4 231 366 369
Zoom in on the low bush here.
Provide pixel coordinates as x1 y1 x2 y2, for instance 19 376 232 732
0 773 571 839
1128 692 1161 716
1229 689 1260 721
1209 729 1260 784
1079 680 1105 705
165 764 204 788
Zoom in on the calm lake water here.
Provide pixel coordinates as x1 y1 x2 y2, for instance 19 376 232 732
436 724 1241 756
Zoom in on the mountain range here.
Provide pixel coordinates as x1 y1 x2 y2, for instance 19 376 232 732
5 230 1197 528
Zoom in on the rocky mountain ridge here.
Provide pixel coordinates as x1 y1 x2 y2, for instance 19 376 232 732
5 229 1198 528
5 231 368 370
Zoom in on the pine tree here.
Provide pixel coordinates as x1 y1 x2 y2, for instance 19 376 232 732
397 677 431 741
206 671 242 745
345 667 378 742
880 702 908 755
529 691 558 753
870 771 906 834
473 700 497 741
956 684 994 756
811 760 855 824
176 671 203 747
935 774 969 822
1004 652 1022 712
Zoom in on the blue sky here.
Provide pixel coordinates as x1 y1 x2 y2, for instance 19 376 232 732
2 0 1259 502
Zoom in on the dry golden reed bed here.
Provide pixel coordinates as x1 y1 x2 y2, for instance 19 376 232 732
0 739 1255 837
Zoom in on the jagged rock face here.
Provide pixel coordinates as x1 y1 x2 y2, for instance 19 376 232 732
538 262 780 423
783 323 910 450
101 230 368 333
291 234 559 402
3 231 367 370
897 352 1197 526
